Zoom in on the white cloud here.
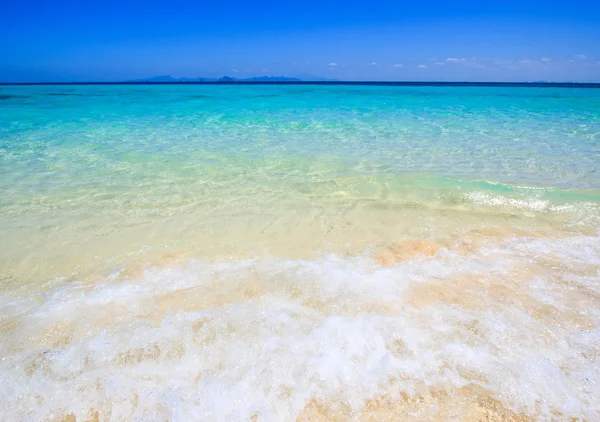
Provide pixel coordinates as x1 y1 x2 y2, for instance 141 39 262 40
417 64 427 68
446 57 467 63
261 68 271 73
231 68 239 73
493 59 514 65
481 55 600 75
574 54 587 59
434 62 444 66
328 62 338 67
393 64 404 68
369 62 378 66
244 69 252 73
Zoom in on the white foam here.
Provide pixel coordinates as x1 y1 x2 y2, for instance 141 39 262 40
463 191 600 223
1 235 599 420
464 191 551 212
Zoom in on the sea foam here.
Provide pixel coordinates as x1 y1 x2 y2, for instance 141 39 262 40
1 234 599 421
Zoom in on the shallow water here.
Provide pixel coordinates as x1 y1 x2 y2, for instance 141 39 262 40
0 84 599 421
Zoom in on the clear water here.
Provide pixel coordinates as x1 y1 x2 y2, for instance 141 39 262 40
1 85 599 420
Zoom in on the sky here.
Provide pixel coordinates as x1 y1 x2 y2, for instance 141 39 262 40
1 0 599 82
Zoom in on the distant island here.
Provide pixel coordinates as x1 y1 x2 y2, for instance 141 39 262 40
128 75 336 83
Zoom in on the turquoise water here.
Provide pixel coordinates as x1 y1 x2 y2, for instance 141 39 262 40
1 85 600 420
2 85 600 187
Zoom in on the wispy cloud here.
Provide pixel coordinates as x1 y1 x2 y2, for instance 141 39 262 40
434 62 444 66
445 57 487 69
417 64 427 69
369 61 378 66
481 55 598 76
231 68 239 73
328 62 338 67
261 68 271 73
393 63 404 68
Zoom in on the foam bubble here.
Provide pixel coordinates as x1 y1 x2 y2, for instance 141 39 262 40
465 190 551 212
1 234 599 420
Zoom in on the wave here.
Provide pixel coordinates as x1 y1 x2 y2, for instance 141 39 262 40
1 234 599 420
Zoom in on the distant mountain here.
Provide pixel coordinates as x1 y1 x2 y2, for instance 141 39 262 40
292 73 339 82
132 75 181 82
241 76 301 82
129 75 305 83
179 77 217 82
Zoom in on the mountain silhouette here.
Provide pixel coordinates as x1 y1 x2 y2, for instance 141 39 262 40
129 74 335 82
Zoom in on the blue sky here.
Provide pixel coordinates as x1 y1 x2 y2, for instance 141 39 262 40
1 0 599 82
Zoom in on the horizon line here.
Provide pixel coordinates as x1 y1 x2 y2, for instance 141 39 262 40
2 81 600 87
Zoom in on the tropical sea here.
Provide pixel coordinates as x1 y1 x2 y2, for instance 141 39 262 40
0 84 599 421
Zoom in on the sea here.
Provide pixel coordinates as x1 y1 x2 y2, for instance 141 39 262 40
1 83 599 421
